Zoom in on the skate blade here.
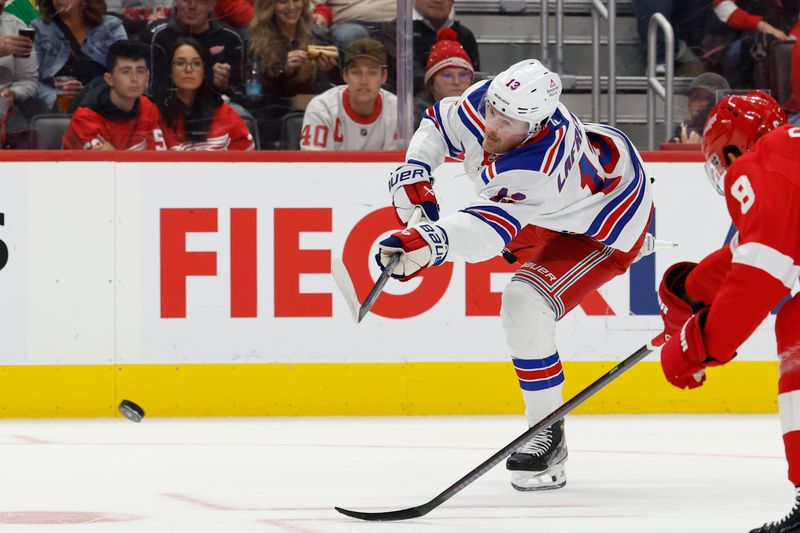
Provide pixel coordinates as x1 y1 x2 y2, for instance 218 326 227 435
510 467 566 492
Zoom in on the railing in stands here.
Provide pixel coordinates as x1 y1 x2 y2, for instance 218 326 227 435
396 0 414 150
591 0 616 126
538 0 565 76
646 13 674 150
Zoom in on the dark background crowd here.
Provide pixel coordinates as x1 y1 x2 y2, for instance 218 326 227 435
0 0 798 150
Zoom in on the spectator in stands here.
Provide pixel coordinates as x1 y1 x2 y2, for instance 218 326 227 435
154 37 254 149
412 0 478 94
311 0 396 52
300 37 397 150
106 0 174 40
4 0 39 26
213 0 253 36
670 71 729 143
711 0 799 88
413 28 473 127
142 0 245 98
782 36 800 125
631 1 702 75
62 40 166 149
0 0 41 147
713 0 798 40
246 0 338 146
32 0 127 111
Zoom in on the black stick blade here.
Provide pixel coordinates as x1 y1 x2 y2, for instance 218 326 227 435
333 343 655 522
335 504 429 521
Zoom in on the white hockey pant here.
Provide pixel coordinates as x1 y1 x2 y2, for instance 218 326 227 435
501 281 565 428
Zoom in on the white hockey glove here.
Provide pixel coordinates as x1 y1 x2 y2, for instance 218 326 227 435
375 223 449 281
388 163 439 225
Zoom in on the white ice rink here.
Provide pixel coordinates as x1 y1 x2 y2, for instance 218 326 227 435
0 415 792 532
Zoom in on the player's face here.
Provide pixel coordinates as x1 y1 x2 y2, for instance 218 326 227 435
430 67 472 100
483 104 529 154
343 58 387 105
106 58 149 100
274 0 304 28
171 45 204 92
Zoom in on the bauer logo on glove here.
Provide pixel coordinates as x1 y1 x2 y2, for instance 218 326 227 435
388 163 440 225
376 223 449 281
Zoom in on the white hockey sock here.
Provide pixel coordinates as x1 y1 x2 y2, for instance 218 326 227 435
522 383 565 427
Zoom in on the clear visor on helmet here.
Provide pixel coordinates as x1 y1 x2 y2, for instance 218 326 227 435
704 160 726 196
484 103 532 136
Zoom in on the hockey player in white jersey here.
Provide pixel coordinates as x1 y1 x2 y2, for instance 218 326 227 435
377 59 653 491
300 38 399 151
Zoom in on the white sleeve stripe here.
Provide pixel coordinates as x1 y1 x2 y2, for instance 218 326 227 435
732 242 800 289
779 390 800 435
728 231 740 254
714 0 738 22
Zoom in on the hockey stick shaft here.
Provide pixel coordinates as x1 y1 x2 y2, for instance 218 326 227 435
354 207 423 323
357 254 398 322
335 339 658 521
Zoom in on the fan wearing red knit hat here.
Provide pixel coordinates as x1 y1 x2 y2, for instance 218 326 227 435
413 28 474 127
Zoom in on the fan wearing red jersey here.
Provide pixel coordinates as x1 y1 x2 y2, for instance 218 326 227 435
63 40 167 151
657 91 800 533
712 0 799 39
154 38 254 151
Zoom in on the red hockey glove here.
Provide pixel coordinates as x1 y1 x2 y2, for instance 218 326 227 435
661 308 722 390
375 223 448 281
657 262 703 344
389 163 439 225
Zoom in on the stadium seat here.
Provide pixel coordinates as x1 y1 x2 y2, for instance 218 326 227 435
66 77 106 114
228 102 261 150
29 114 72 149
770 40 794 107
280 111 305 150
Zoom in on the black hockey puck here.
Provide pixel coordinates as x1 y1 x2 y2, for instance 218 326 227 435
118 399 145 422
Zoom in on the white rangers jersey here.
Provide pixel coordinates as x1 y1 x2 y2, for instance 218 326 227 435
407 79 653 263
300 86 400 151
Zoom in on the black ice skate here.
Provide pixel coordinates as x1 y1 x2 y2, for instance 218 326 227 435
750 488 800 533
506 419 567 491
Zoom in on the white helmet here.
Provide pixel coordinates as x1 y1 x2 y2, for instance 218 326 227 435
486 59 562 135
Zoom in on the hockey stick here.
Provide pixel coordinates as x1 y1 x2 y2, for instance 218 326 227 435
331 207 423 324
335 338 660 521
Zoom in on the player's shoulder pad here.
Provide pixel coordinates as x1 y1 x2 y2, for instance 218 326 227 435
493 107 571 176
458 79 491 111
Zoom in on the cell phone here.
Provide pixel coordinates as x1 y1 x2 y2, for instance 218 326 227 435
15 28 36 58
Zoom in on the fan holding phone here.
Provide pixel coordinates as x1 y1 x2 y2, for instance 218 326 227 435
0 1 39 147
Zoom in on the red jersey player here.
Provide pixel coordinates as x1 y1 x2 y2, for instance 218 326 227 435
657 91 800 533
63 41 167 151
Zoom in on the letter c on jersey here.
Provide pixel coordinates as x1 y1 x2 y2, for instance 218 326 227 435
342 207 453 318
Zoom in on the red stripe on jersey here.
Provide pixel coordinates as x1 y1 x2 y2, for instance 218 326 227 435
424 107 440 130
592 177 643 242
462 99 485 129
473 208 518 237
541 126 565 174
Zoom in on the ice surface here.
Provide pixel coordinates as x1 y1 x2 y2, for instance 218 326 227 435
0 415 790 532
